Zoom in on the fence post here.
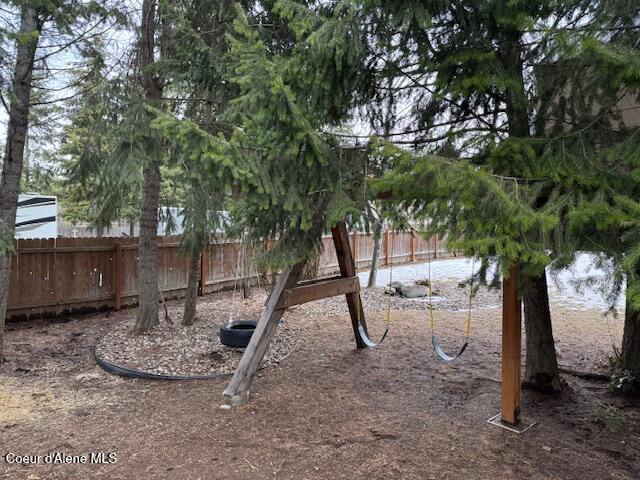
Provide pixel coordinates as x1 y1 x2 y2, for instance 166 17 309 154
114 242 122 310
434 236 438 259
384 230 390 266
390 230 394 263
410 229 416 263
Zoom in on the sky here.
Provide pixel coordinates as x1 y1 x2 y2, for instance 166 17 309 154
0 1 417 175
0 1 137 169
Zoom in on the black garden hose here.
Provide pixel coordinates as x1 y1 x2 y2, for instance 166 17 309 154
94 347 232 381
94 318 297 381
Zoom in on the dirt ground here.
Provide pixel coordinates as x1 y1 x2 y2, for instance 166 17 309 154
0 289 639 480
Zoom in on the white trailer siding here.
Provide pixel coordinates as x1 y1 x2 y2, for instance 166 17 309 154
15 194 58 239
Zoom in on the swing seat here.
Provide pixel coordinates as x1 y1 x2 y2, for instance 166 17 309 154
357 321 389 348
432 334 468 362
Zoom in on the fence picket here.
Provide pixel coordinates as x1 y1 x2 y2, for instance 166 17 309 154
7 230 458 319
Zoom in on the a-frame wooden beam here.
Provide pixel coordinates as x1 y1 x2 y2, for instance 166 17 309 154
223 261 306 406
331 221 369 347
223 220 368 406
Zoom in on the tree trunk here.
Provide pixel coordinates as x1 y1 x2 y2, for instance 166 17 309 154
134 0 164 333
0 7 41 362
135 161 161 332
523 270 562 393
302 255 320 281
182 251 201 326
620 276 640 389
367 223 382 288
241 276 253 300
501 33 561 394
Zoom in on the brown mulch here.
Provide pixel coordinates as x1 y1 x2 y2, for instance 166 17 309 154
95 294 299 377
94 282 497 378
0 288 639 480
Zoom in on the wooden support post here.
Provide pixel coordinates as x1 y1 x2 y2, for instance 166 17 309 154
501 264 522 425
410 229 416 263
434 236 438 259
331 222 368 348
223 261 306 406
113 242 123 310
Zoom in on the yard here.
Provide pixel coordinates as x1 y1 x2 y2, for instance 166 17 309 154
1 267 638 480
1 2 639 479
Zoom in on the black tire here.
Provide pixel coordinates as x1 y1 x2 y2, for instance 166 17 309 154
219 320 258 348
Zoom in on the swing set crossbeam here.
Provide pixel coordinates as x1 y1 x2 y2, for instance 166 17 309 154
278 276 360 309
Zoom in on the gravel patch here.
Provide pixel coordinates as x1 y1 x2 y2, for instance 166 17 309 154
297 281 501 317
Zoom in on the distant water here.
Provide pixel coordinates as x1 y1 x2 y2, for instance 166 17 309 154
358 254 625 312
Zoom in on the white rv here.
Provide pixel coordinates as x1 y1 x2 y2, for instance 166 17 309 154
15 194 58 239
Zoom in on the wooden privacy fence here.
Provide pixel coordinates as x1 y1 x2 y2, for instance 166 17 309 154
6 230 458 320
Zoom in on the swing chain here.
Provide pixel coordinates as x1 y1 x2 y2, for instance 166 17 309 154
428 252 476 362
354 227 394 344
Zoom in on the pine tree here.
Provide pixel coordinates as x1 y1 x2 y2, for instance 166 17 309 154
75 1 261 328
130 0 164 332
0 5 42 364
540 30 640 389
369 1 640 391
218 3 374 266
0 0 125 362
57 49 138 233
150 0 257 326
267 0 640 392
241 0 558 390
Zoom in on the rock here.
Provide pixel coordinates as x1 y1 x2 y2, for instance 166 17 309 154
399 285 428 298
219 404 231 410
75 371 101 382
542 446 552 452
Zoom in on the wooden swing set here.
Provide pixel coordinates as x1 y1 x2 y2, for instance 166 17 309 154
222 220 529 431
